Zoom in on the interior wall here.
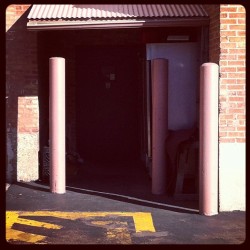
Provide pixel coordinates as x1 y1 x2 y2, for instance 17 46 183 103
147 43 200 131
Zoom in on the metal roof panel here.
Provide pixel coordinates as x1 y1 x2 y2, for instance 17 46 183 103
27 4 208 19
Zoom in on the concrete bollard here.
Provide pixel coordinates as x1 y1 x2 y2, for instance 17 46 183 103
199 63 219 215
151 59 169 195
49 57 66 194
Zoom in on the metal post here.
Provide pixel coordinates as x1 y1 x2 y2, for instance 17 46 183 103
151 59 168 195
199 63 219 215
49 57 66 194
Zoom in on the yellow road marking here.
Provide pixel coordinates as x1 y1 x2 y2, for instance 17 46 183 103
6 211 62 229
6 211 156 244
6 228 46 243
13 211 156 233
132 212 156 233
6 211 62 244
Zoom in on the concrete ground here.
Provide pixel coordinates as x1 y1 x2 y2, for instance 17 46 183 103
6 160 246 245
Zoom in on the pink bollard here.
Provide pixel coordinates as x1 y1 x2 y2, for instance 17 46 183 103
49 57 66 194
199 63 219 215
151 59 169 195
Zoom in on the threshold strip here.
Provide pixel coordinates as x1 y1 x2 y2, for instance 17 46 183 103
66 185 199 213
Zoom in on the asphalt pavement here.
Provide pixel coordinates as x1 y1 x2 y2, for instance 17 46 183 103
6 180 246 245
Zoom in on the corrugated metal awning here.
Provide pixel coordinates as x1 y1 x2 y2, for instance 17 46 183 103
27 4 209 30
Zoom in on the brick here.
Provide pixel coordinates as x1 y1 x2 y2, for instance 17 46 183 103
227 85 244 90
236 103 245 108
220 42 236 49
220 37 228 43
237 67 245 72
229 25 246 30
220 67 236 72
225 120 235 126
219 60 228 66
229 13 245 18
220 54 237 60
237 55 245 60
219 132 227 137
226 90 236 96
227 73 245 78
220 79 236 84
219 72 228 78
219 108 227 114
228 132 245 137
219 126 235 131
236 138 245 143
220 24 228 30
220 18 237 24
228 60 244 66
236 42 245 48
219 96 227 102
228 37 245 42
239 121 245 127
21 5 31 11
219 119 227 125
237 79 245 84
220 6 237 12
228 108 245 114
237 31 245 36
220 13 228 18
220 30 236 36
236 91 245 96
237 19 246 24
237 115 246 119
228 103 237 108
236 5 246 13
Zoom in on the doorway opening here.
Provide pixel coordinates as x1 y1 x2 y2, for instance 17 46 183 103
71 44 153 198
70 41 199 210
37 27 203 210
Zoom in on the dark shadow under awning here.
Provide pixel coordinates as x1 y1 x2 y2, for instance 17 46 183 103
27 4 209 30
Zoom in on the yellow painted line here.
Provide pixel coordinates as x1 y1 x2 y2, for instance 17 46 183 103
6 211 46 243
6 211 61 244
13 211 156 233
6 211 61 229
132 212 155 233
6 228 46 243
6 211 156 243
6 211 19 228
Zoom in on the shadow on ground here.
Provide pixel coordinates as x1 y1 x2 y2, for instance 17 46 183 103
32 160 199 214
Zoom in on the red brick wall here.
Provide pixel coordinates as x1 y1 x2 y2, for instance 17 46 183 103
6 4 38 131
204 4 246 143
6 4 39 182
219 4 245 143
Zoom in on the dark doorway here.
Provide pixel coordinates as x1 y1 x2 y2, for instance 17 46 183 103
76 45 143 163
